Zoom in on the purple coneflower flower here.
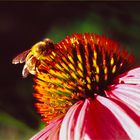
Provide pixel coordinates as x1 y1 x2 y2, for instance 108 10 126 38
17 33 140 140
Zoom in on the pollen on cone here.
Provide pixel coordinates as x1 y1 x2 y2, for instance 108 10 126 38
34 33 134 123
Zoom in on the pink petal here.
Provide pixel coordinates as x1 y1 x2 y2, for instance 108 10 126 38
86 97 129 140
60 98 130 140
30 118 63 140
97 95 140 140
117 67 140 84
59 100 84 140
106 84 140 116
73 100 92 140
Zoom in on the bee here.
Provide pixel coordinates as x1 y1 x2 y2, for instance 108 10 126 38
12 38 55 78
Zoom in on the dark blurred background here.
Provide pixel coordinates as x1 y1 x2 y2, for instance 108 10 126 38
0 2 140 140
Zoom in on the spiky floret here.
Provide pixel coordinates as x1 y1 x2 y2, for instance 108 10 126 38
34 33 134 123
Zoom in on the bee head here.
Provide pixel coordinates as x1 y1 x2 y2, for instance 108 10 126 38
33 38 55 56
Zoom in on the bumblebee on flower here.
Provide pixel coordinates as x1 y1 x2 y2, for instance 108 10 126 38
13 33 140 140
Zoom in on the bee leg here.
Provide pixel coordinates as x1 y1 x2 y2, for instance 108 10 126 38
22 64 29 78
34 60 41 74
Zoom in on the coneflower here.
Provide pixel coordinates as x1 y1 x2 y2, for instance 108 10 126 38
13 33 140 140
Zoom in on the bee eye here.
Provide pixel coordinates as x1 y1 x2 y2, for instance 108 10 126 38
44 38 55 50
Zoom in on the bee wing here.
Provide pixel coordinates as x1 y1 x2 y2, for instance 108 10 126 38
12 49 30 64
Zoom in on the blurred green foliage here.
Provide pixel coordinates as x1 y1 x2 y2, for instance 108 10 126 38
0 111 36 140
46 6 140 62
47 13 103 42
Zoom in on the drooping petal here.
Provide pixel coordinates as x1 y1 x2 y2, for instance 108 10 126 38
117 67 140 84
105 66 140 117
30 118 63 140
59 100 84 140
106 84 140 116
60 98 130 140
86 97 130 140
97 95 140 140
